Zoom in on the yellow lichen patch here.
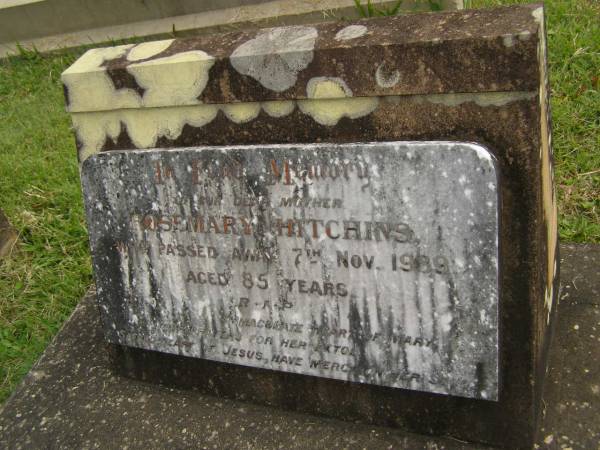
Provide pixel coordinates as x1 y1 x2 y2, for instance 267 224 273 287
420 91 535 107
62 44 132 76
74 104 220 161
221 102 261 123
540 101 558 326
306 77 349 98
535 5 558 324
502 35 515 48
127 51 215 107
532 6 544 24
71 111 122 162
261 100 295 118
62 45 140 113
122 105 219 149
64 46 224 161
127 39 174 62
298 77 378 126
518 31 532 41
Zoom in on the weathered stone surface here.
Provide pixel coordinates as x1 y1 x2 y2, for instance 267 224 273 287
61 4 545 162
63 4 559 448
71 97 555 446
62 5 541 110
0 245 595 449
81 142 499 400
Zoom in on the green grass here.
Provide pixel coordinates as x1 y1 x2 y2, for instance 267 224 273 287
470 2 600 241
0 49 92 401
354 0 445 17
0 0 598 404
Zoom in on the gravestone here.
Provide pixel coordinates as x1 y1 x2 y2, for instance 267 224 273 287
63 4 558 448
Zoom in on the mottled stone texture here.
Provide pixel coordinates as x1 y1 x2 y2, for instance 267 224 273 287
64 4 558 448
81 143 499 400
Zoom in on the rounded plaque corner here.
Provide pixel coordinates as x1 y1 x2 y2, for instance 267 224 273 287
460 142 498 167
80 152 101 175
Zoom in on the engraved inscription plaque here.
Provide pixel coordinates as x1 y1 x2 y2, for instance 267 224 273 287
82 142 499 399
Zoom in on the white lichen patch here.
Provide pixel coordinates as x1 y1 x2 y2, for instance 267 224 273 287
261 100 295 117
335 25 367 41
221 102 261 123
375 63 401 88
127 51 215 107
126 39 174 61
298 77 378 126
230 26 318 92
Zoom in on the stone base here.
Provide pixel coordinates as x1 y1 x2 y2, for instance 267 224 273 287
0 244 598 449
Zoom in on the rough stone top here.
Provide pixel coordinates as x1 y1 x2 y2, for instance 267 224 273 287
62 4 545 113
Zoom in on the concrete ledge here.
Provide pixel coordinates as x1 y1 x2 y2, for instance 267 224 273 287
0 0 463 58
0 243 598 448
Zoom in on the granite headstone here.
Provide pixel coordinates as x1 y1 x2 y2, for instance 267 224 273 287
64 4 558 448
